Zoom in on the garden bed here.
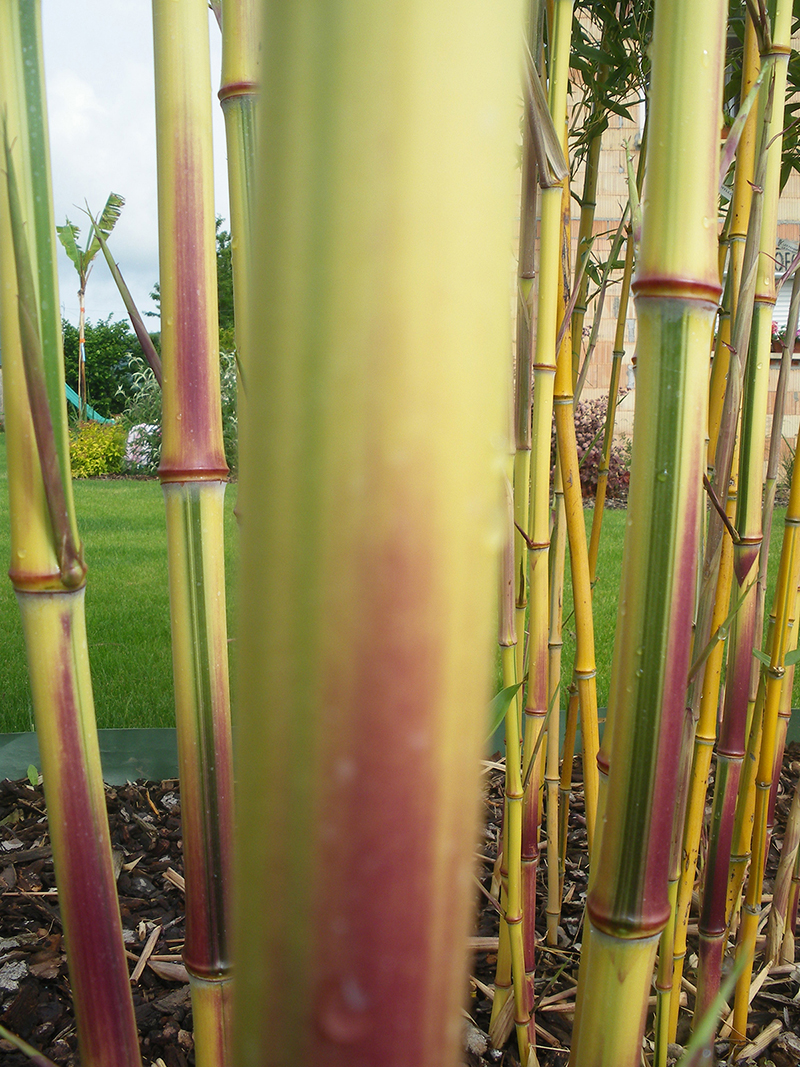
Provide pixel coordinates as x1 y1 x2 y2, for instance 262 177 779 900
0 750 798 1066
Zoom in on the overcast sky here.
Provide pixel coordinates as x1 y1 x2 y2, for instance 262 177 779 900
42 1 229 328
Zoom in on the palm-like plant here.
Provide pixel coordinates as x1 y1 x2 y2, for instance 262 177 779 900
57 193 124 418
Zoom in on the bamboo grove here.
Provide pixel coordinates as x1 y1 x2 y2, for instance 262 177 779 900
1 1 800 1067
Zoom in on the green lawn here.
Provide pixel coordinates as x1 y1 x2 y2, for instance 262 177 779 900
0 435 238 732
0 429 790 732
560 503 790 711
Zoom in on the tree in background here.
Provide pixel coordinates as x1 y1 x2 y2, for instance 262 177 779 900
61 316 150 418
57 193 125 419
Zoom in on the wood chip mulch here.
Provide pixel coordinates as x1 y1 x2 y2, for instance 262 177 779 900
467 744 800 1067
0 777 190 1067
0 748 799 1067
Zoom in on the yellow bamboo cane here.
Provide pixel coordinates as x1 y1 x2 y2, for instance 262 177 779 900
233 3 520 1065
152 4 234 1062
732 421 800 1039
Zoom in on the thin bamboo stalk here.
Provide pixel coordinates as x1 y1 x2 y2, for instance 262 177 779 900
546 461 567 944
765 725 800 963
568 2 726 1062
0 7 141 1066
732 390 800 1039
151 4 234 1063
553 238 600 854
232 3 520 1065
707 17 760 466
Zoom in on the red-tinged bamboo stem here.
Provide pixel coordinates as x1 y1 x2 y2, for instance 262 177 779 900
557 683 579 888
0 8 142 1066
668 524 734 1042
695 51 780 1024
152 4 234 1062
233 3 520 1065
569 0 726 1061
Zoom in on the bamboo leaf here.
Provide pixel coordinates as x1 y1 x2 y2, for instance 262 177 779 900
56 220 83 273
84 191 125 263
783 647 800 667
0 1023 59 1067
522 39 568 187
753 648 771 666
676 953 746 1067
687 577 756 681
487 682 524 740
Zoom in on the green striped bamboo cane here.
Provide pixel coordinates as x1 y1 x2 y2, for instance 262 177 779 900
218 0 258 387
0 6 141 1066
232 3 520 1066
152 4 234 1063
568 2 726 1063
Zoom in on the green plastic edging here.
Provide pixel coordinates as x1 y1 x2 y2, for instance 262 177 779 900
0 728 178 786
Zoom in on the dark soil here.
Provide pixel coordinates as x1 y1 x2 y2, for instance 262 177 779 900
0 749 799 1066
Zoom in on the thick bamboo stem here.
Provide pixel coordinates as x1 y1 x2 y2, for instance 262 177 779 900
569 1 726 1062
233 4 520 1065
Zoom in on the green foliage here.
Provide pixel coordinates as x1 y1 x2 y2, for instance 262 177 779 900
57 192 125 282
569 0 653 165
120 348 238 475
69 421 126 478
62 316 150 417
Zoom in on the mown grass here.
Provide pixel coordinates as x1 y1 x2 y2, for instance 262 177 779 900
0 435 238 732
0 430 791 733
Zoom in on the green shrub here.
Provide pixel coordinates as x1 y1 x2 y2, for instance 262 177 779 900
69 421 126 478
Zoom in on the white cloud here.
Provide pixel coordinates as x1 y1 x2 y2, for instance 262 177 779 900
41 1 229 328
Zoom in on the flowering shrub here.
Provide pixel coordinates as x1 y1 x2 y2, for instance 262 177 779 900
119 350 238 475
552 393 630 500
69 421 126 478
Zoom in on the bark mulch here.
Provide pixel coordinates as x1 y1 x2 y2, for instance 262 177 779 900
0 748 799 1066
